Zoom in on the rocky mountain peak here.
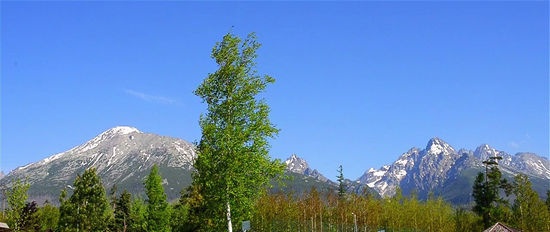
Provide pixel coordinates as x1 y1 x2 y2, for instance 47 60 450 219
101 126 141 137
473 144 504 162
74 126 142 153
425 137 455 155
284 154 309 173
284 154 330 183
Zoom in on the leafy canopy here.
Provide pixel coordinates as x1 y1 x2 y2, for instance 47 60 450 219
192 32 284 231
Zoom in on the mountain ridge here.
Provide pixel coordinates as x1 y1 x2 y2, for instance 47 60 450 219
1 128 548 205
358 137 549 203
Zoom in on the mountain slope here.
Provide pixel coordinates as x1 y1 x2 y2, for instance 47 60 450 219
0 126 196 203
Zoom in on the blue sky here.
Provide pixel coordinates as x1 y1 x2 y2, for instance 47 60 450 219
1 1 548 180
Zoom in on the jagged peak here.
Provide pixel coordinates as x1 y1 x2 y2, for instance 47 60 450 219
284 154 310 173
473 144 500 160
475 144 493 151
285 154 306 163
425 137 455 155
427 137 445 147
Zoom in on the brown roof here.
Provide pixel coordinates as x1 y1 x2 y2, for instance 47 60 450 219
483 222 522 232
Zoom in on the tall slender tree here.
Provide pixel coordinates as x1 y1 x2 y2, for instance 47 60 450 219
58 168 110 231
144 164 170 232
511 174 550 232
472 166 510 228
337 165 346 199
192 32 284 231
114 190 132 232
5 179 30 232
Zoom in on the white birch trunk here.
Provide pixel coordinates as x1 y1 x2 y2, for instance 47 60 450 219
227 201 233 232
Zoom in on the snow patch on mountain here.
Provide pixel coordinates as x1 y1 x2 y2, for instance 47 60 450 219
426 138 455 156
107 126 141 135
75 126 141 153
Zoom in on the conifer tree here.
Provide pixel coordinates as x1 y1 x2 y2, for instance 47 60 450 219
170 201 190 232
337 165 346 199
5 179 30 232
179 184 203 231
58 168 110 231
144 164 170 232
114 190 132 232
472 166 510 228
128 198 147 232
37 200 59 232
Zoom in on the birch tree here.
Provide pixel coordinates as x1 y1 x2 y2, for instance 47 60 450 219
192 32 284 231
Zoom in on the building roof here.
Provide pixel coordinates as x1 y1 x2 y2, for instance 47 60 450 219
483 222 521 232
0 222 10 232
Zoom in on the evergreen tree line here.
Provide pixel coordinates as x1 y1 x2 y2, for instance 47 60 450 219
1 165 549 232
1 165 174 232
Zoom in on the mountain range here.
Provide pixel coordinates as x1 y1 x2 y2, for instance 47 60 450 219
358 138 549 203
1 126 548 204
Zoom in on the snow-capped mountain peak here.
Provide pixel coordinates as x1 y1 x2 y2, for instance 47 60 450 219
426 137 455 155
284 154 309 173
284 154 330 183
474 144 499 160
74 126 142 153
101 126 141 137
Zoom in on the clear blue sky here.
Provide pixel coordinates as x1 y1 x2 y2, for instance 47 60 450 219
1 1 548 181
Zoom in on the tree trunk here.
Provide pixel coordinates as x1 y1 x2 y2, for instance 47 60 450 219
227 201 233 232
